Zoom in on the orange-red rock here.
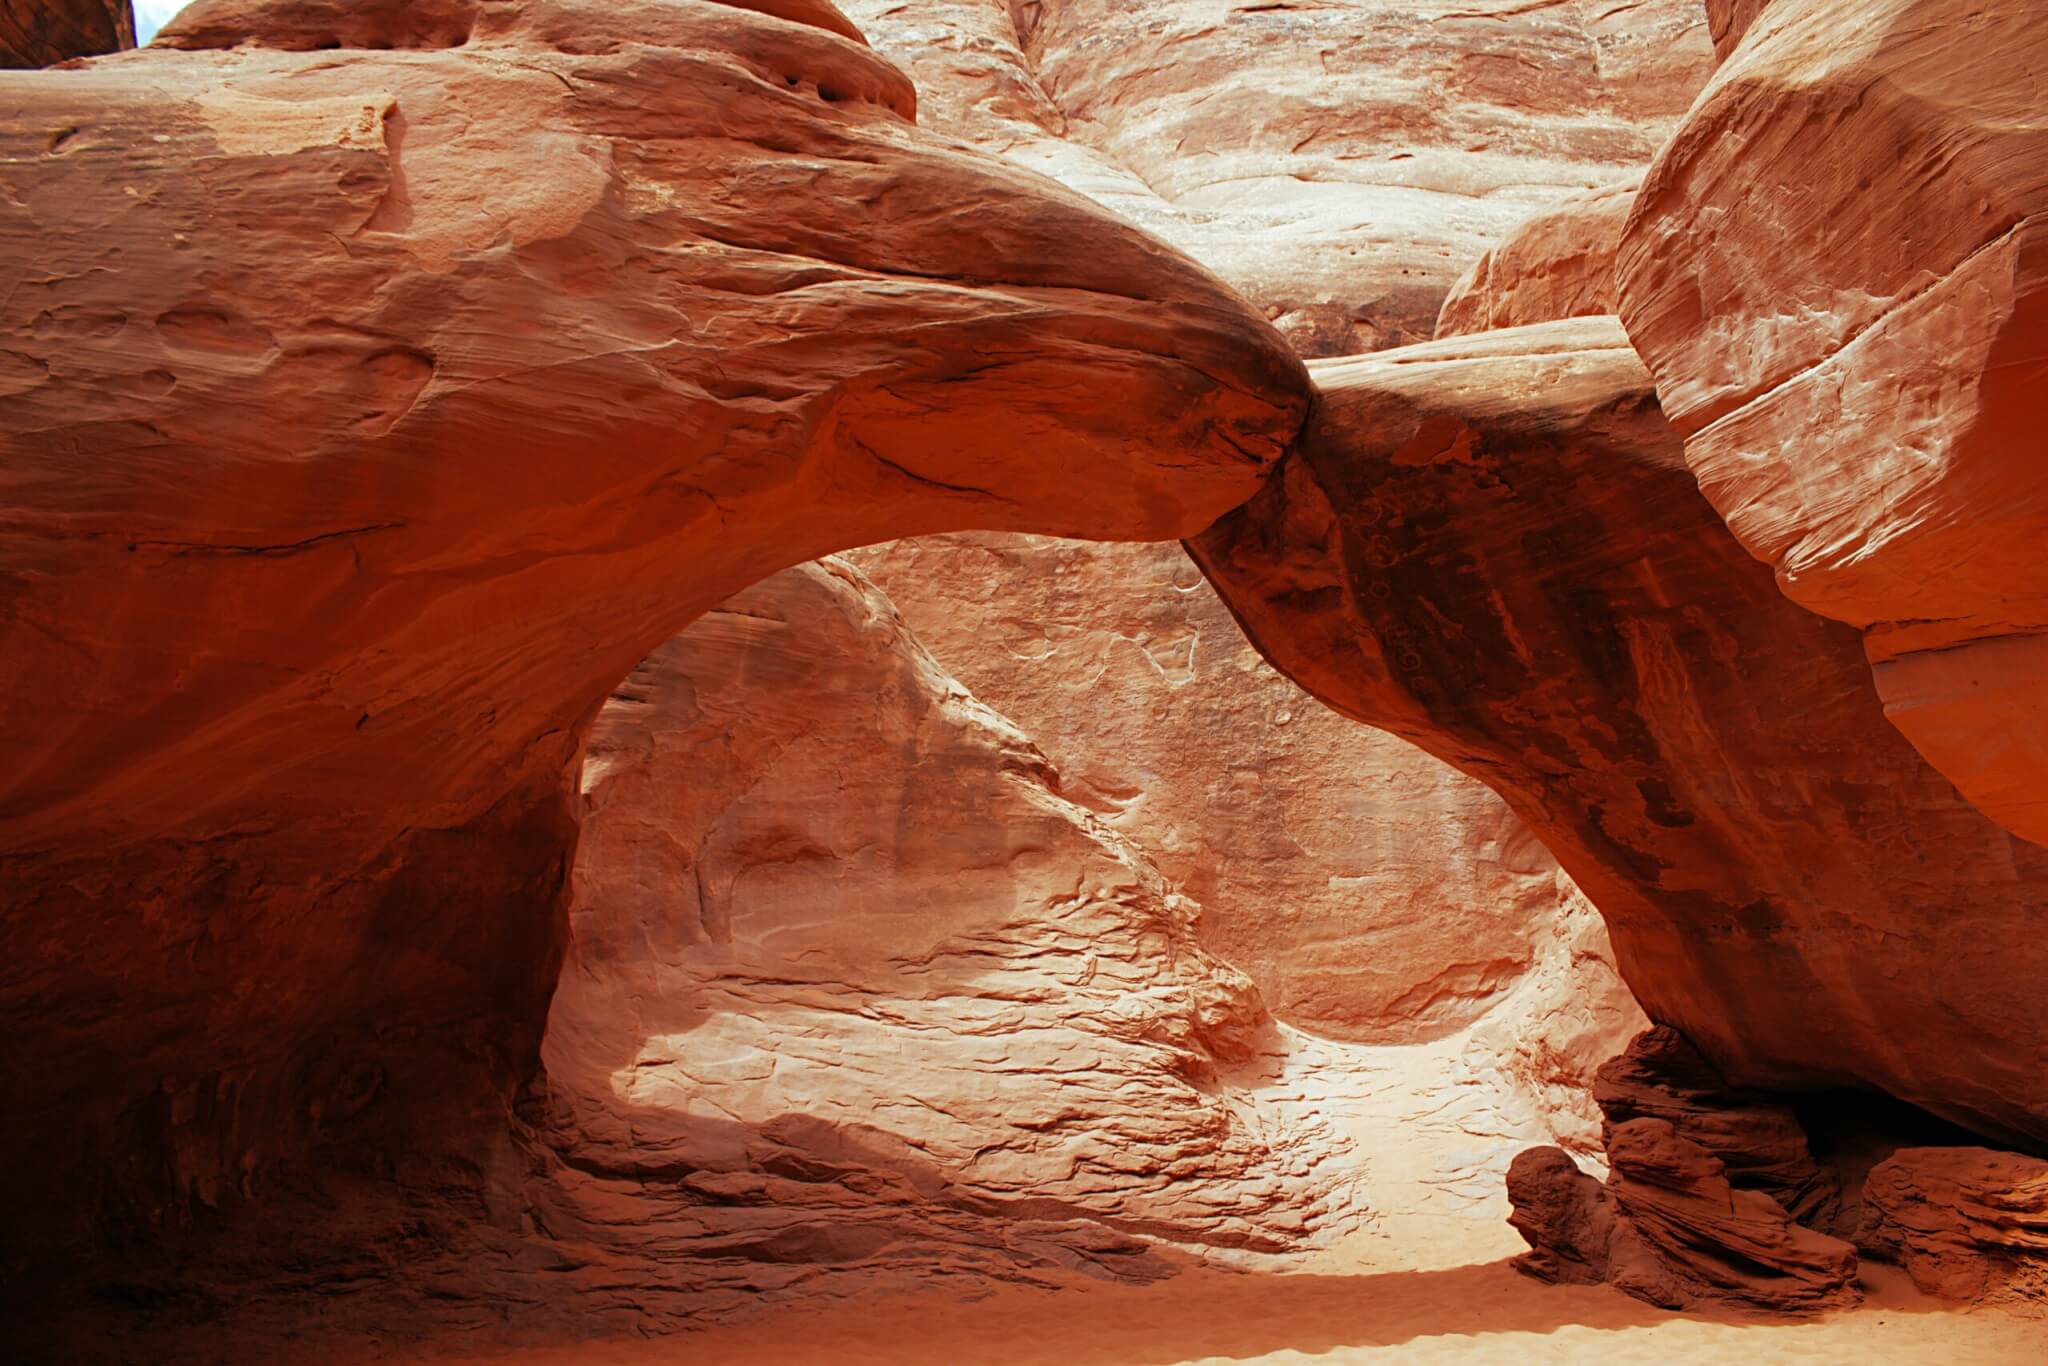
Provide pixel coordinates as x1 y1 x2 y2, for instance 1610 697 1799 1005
1436 177 1638 337
1616 0 2048 848
849 533 1585 1045
1507 1023 1862 1309
0 0 1306 1264
1594 1027 1838 1230
1704 0 1770 60
1509 1119 1860 1313
1191 317 2048 1148
1858 1146 2048 1305
843 0 1716 356
0 0 131 66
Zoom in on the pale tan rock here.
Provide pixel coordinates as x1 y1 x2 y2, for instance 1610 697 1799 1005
1462 876 1649 1159
1437 177 1639 337
850 534 1581 1045
842 0 1717 356
537 559 1366 1303
1617 0 2048 847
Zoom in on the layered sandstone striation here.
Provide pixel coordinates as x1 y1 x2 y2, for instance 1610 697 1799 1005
535 559 1365 1319
1858 1147 2048 1306
1192 317 2048 1148
850 534 1589 1046
842 0 1716 356
1509 1120 1860 1314
7 0 2046 1351
0 0 1307 1266
1506 1029 1862 1311
1593 1027 1839 1229
0 0 131 66
1617 0 2048 848
1703 0 1771 60
1436 177 1638 337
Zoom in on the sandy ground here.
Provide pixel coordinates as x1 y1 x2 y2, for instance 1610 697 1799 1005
393 1026 2043 1365
412 1257 2041 1365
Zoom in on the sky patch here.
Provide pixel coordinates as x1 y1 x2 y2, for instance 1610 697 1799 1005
133 1 185 43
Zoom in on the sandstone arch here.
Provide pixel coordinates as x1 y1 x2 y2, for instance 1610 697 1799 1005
0 0 1305 1257
1192 318 2048 1149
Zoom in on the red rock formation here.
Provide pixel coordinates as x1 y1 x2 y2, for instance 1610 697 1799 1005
1617 0 2048 848
1859 1147 2048 1305
1505 1146 1614 1286
1436 178 1638 337
1509 1121 1859 1314
1191 317 2048 1148
0 0 1306 1268
0 0 131 66
1594 1027 1839 1229
1704 0 1771 60
849 534 1586 1046
1604 1118 1859 1311
842 0 1716 356
536 559 1363 1317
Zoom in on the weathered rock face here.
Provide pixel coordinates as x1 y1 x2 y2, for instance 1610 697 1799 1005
1594 1027 1838 1229
849 534 1581 1045
1191 317 2048 1148
1509 1122 1860 1315
1617 0 2048 849
0 0 131 66
1463 878 1649 1158
536 560 1363 1317
1436 177 1637 337
0 0 1308 1258
842 0 1716 356
1703 0 1770 60
1510 1126 1862 1314
1510 1029 1861 1314
1606 1118 1859 1311
1505 1146 1613 1285
1859 1147 2048 1306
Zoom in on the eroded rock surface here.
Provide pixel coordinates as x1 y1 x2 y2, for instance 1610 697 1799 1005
1436 177 1637 337
1617 0 2048 847
1462 879 1649 1159
842 0 1715 356
1191 317 2048 1147
849 534 1585 1046
1606 1118 1858 1312
1704 0 1770 60
0 0 131 66
1509 1123 1859 1314
1595 1027 1838 1229
535 559 1365 1317
0 0 1306 1266
1859 1146 2048 1306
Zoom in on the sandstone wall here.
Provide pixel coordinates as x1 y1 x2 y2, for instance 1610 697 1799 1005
533 559 1367 1317
1 0 132 66
1618 0 2048 848
842 0 1715 356
851 534 1584 1046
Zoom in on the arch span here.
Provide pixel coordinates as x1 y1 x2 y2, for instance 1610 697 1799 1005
0 0 1306 1257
